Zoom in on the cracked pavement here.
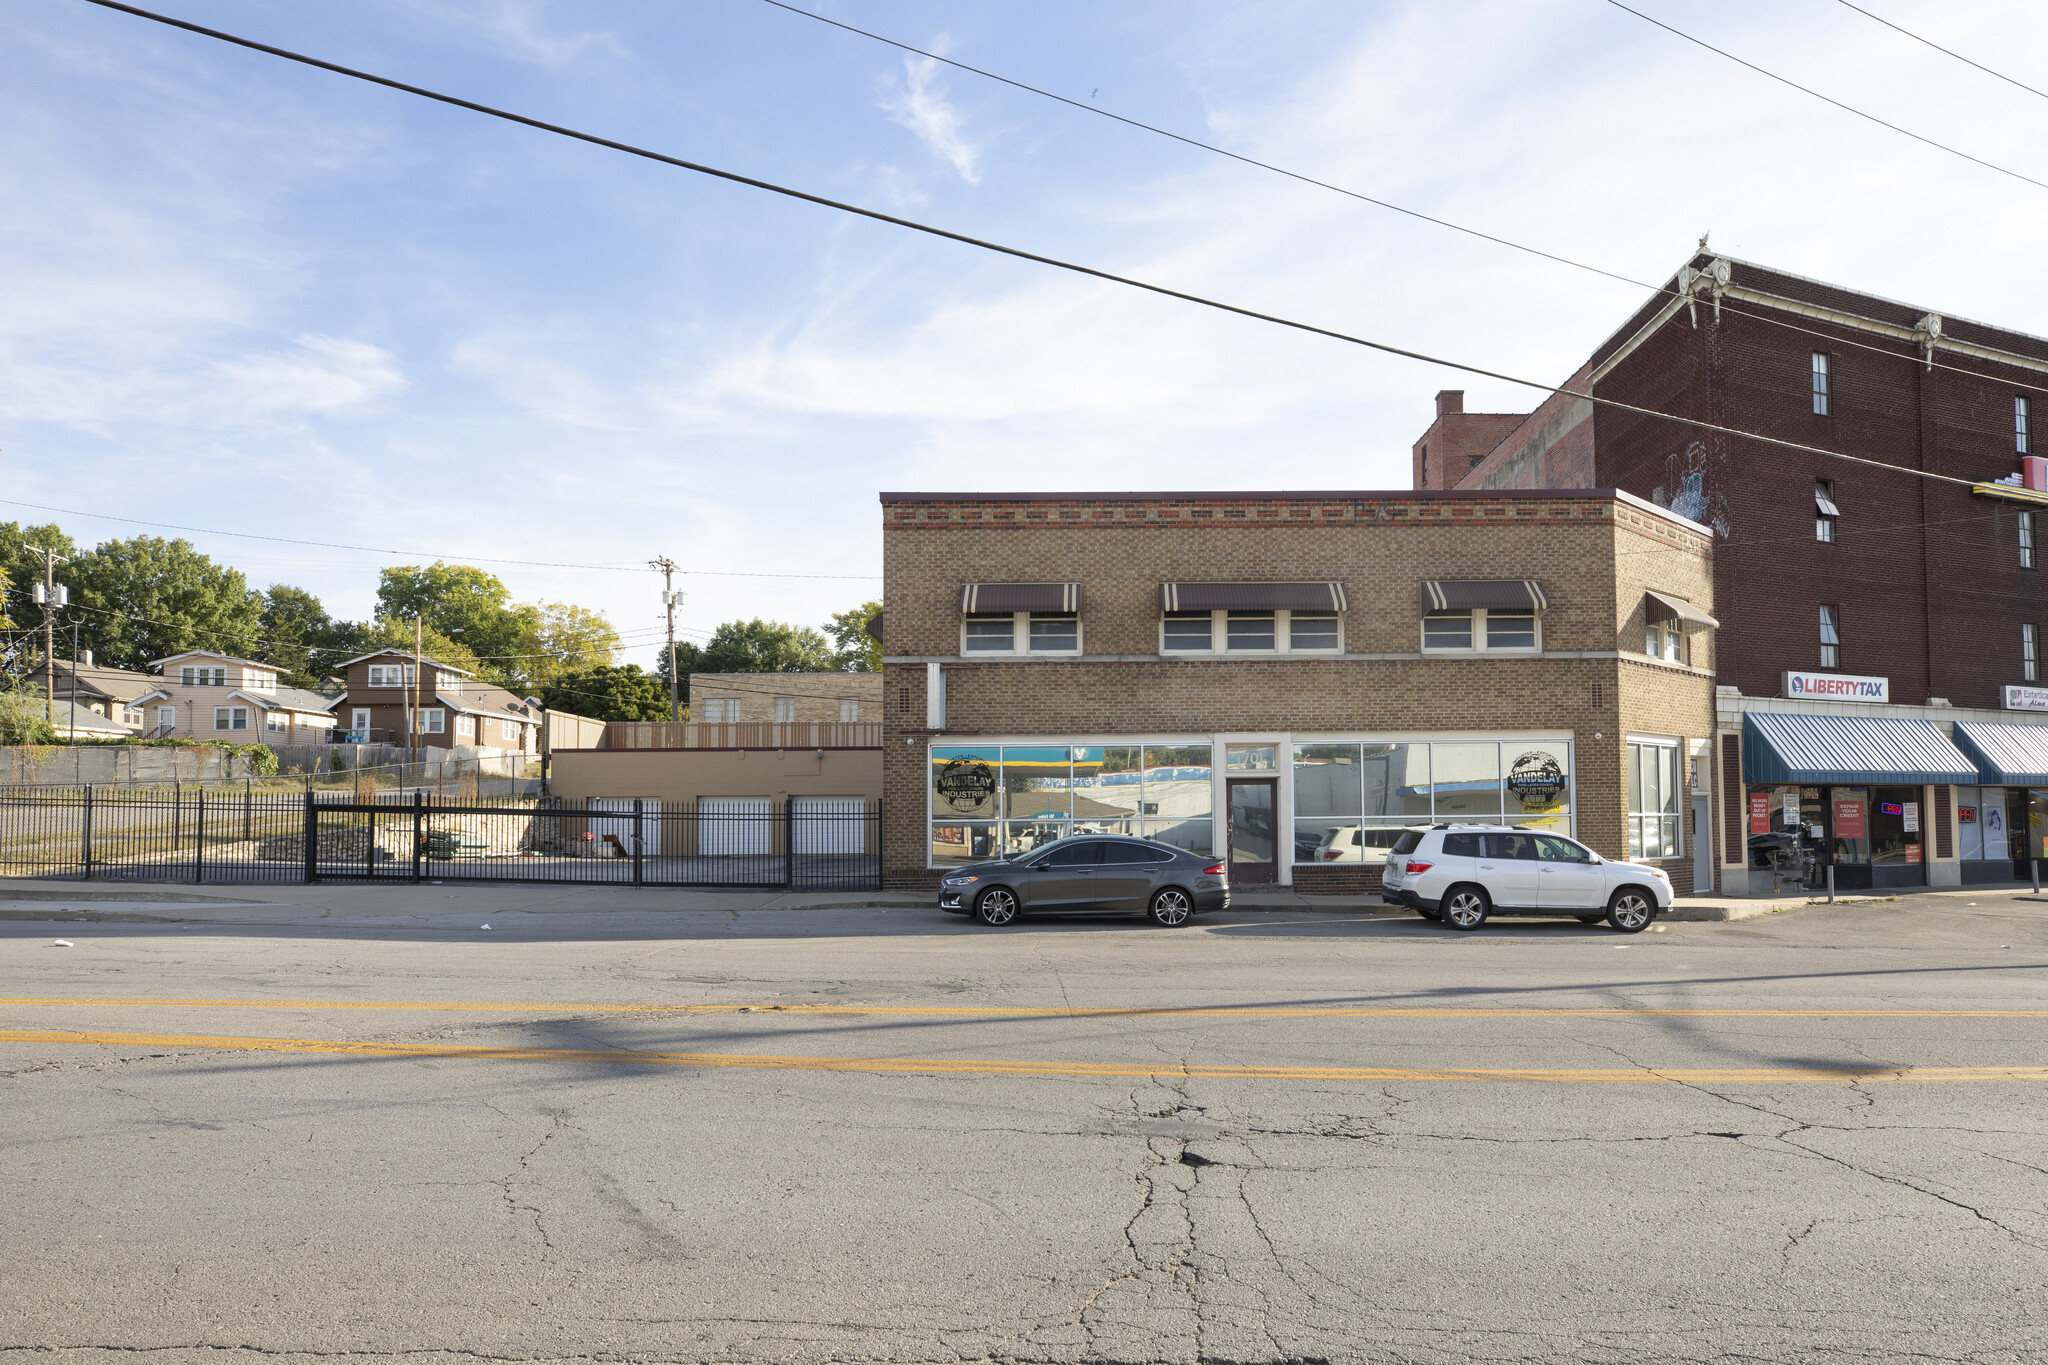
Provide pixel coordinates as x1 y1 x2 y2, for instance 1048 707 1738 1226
3 891 2047 1363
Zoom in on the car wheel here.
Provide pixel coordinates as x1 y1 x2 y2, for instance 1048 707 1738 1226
1606 888 1656 933
1575 913 1606 924
1440 886 1489 931
1148 887 1194 927
974 886 1020 926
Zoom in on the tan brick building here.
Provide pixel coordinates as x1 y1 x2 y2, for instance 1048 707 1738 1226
687 671 880 726
879 489 1719 895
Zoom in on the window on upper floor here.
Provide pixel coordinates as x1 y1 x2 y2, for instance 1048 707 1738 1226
1820 604 1842 668
1160 609 1343 654
963 611 1080 655
243 672 275 693
1811 353 1831 416
700 697 740 724
1644 621 1687 665
1816 478 1839 543
366 664 416 688
2022 511 2036 570
838 697 860 723
1419 443 1430 487
2027 624 2039 683
773 696 796 723
1423 608 1540 652
442 674 463 694
2020 396 2032 455
180 666 226 687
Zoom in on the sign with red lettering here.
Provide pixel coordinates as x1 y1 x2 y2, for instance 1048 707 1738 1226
1959 804 1977 824
1833 799 1866 839
1750 793 1770 835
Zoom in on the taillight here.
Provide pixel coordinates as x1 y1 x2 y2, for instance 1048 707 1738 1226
1404 861 1434 875
1321 851 1340 861
1201 861 1226 876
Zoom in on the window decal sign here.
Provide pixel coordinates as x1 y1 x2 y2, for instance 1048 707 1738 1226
935 759 997 813
1834 799 1866 839
1506 751 1567 809
1784 670 1889 702
1903 802 1919 834
1879 801 1905 817
1750 793 1770 835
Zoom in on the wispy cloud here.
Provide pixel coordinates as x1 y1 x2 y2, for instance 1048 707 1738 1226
879 42 981 185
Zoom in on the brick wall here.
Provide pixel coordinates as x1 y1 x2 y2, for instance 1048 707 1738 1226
688 671 882 725
880 490 1715 890
1411 390 1527 490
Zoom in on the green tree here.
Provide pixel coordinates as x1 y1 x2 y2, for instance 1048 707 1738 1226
652 639 704 703
515 601 621 692
697 618 837 674
259 585 339 688
0 685 58 743
0 523 78 683
342 616 488 683
375 563 539 684
66 536 264 673
825 600 882 672
537 663 670 721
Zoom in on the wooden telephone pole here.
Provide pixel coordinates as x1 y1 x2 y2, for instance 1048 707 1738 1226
34 548 69 728
650 557 681 724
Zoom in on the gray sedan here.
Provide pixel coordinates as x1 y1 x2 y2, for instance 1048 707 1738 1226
937 837 1230 927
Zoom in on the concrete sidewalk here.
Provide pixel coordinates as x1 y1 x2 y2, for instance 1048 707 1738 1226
2 874 2043 930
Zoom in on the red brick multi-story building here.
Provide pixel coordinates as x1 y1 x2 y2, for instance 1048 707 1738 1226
1416 252 2048 892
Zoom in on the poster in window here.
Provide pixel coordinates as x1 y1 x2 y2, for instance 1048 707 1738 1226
1832 800 1866 839
1749 793 1770 835
1905 844 1922 863
1902 803 1919 834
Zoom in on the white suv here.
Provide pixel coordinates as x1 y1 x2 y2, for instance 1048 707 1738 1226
1379 824 1672 932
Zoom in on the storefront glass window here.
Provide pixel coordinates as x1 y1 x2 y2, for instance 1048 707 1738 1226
2029 790 2048 862
1293 744 1362 865
931 746 1000 821
1143 744 1214 853
1505 742 1572 831
1431 743 1502 820
1362 743 1434 819
1002 746 1072 821
1069 747 1142 834
1955 786 1983 860
931 821 999 868
1831 788 1870 864
1869 786 1920 866
1626 741 1680 859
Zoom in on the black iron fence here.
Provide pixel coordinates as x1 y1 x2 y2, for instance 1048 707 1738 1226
0 788 881 891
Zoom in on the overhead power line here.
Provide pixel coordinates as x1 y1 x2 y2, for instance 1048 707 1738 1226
1835 0 2048 103
754 0 2048 410
1603 0 2048 193
65 1 1993 496
0 497 882 580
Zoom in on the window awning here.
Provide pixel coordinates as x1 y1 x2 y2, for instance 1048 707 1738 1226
960 583 1080 613
1644 590 1719 628
1160 582 1349 612
1741 713 1979 785
1420 580 1549 612
1952 721 2048 785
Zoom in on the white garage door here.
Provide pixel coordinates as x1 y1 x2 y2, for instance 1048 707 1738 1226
699 797 771 856
589 798 660 857
792 796 867 855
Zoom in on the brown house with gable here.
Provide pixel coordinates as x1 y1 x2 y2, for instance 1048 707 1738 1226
330 649 541 753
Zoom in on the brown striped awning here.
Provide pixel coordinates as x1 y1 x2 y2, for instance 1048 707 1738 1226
960 583 1081 613
1420 580 1549 612
1160 582 1349 612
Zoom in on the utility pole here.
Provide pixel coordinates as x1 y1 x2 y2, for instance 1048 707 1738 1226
32 547 69 729
411 613 424 769
69 620 80 744
650 557 681 724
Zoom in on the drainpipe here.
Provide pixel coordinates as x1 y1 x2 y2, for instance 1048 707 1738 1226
925 662 945 732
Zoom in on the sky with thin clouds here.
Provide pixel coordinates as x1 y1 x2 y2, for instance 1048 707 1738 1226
3 0 2046 669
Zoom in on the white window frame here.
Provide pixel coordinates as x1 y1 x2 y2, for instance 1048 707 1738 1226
2021 511 2035 570
367 664 417 688
123 707 142 726
1420 608 1542 654
501 719 519 741
1644 622 1688 665
181 667 195 687
1811 352 1830 416
701 697 740 724
245 673 275 693
1157 609 1344 656
1820 604 1842 669
2027 624 2039 683
1816 478 1838 543
838 697 860 723
2020 395 2032 455
214 706 248 732
773 696 797 723
350 708 370 735
264 710 288 733
963 611 1083 656
1626 736 1683 861
455 714 476 739
443 674 463 694
414 707 445 734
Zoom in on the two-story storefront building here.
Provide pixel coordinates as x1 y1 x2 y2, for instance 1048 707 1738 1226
878 488 1720 894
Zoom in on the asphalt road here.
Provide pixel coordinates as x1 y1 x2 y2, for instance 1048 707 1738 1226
3 891 2046 1364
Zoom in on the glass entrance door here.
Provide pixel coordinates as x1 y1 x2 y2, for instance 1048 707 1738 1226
1226 779 1277 884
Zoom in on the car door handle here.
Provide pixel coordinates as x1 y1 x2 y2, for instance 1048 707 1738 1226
1479 863 1494 869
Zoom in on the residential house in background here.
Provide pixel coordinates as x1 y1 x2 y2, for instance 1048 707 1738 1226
48 656 158 730
134 651 338 744
44 699 142 739
330 649 540 753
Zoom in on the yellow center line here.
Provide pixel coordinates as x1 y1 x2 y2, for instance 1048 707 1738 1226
2 998 2047 1019
3 1028 2044 1083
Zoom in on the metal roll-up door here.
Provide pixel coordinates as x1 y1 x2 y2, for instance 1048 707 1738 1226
792 796 866 854
699 797 771 856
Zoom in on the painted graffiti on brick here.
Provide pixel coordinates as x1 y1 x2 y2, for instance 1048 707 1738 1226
1650 440 1730 537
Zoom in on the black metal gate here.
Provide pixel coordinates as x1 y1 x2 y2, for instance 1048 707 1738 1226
1 787 881 891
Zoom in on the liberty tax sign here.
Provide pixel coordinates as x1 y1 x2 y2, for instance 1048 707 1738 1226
1783 671 1889 703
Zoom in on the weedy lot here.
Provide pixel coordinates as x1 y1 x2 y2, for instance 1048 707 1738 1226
4 891 2046 1365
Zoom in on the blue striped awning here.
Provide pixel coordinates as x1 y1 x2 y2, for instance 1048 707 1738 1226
1952 722 2048 786
1741 713 1979 785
